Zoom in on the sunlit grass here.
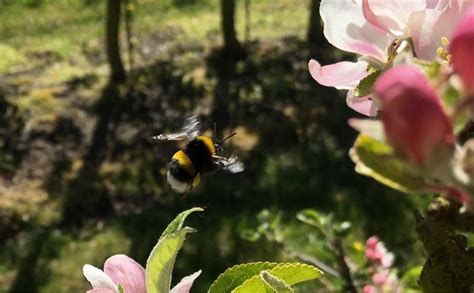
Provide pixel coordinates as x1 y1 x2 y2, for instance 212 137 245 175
0 0 310 61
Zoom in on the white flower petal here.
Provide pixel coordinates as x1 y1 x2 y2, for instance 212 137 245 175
320 0 391 59
170 270 202 293
382 252 395 268
83 264 118 291
363 0 426 36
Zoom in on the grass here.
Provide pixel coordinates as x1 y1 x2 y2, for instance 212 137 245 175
0 0 308 61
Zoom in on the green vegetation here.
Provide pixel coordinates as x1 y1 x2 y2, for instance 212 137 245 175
0 0 428 292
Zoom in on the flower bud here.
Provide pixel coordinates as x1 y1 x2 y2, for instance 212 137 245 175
365 236 394 268
450 7 474 94
373 65 454 165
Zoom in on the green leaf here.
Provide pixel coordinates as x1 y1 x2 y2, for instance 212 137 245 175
160 207 203 239
401 265 423 290
266 263 322 286
353 70 381 97
240 229 261 242
350 134 427 193
146 227 196 293
260 271 293 292
209 262 279 293
209 262 323 293
233 274 278 293
296 209 325 230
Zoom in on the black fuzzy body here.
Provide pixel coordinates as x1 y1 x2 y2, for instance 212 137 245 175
168 137 217 184
184 137 216 173
168 160 193 182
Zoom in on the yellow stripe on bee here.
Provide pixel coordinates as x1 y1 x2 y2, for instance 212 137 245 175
197 136 216 155
172 150 196 175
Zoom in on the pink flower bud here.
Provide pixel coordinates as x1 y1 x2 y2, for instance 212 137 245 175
450 7 474 94
372 271 389 286
366 236 379 250
374 65 454 165
363 285 375 293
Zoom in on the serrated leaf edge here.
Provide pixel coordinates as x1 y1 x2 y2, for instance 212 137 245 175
209 262 323 293
267 263 323 285
208 262 279 292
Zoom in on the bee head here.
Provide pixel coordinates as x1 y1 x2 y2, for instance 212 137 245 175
213 122 237 153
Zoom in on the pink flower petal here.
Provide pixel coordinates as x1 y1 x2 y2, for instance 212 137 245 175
346 91 379 117
308 59 369 90
170 270 202 293
372 271 389 286
87 290 118 293
408 9 444 60
363 0 426 36
320 0 390 59
366 236 379 250
104 255 146 293
450 6 474 94
374 65 454 165
363 285 376 293
409 0 473 60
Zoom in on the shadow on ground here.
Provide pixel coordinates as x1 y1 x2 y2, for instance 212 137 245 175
2 35 419 292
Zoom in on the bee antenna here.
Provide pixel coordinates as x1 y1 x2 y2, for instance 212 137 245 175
213 122 217 136
223 132 237 142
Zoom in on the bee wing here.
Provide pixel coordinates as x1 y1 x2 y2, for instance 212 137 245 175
214 155 245 173
149 115 201 142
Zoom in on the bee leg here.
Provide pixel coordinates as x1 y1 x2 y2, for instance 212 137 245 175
181 191 189 200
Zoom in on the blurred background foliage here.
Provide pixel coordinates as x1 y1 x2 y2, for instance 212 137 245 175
0 0 429 291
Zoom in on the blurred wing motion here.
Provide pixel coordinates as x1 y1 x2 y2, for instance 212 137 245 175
149 115 200 142
213 155 245 173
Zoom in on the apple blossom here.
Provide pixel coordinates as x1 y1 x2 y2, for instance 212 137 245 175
450 6 474 94
308 0 392 116
83 255 146 293
309 0 449 117
365 236 394 269
83 254 201 293
363 271 402 293
309 0 474 116
373 65 454 165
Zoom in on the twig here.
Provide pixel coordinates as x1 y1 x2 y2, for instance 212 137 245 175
332 239 357 293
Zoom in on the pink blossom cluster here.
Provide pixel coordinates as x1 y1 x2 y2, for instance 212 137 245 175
310 1 474 203
363 236 402 293
309 0 474 116
365 236 394 269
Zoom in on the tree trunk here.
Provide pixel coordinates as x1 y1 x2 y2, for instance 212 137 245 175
106 0 126 83
307 0 323 44
220 0 243 58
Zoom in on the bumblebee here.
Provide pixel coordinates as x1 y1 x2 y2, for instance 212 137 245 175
149 116 244 193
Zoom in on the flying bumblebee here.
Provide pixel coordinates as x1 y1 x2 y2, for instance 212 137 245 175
149 116 244 193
